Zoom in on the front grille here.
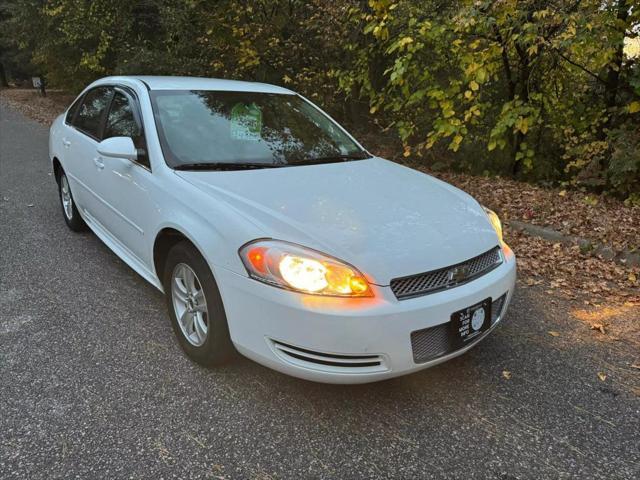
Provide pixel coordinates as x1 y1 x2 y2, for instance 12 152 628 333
390 247 502 300
411 293 507 363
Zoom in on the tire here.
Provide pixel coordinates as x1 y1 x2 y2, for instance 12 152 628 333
58 170 87 232
163 240 235 366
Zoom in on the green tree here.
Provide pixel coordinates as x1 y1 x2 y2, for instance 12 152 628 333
338 0 639 195
1 0 638 196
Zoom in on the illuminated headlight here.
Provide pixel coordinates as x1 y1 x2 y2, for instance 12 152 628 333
239 240 372 297
482 206 503 243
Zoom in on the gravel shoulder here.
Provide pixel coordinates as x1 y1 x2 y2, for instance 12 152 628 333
1 99 639 480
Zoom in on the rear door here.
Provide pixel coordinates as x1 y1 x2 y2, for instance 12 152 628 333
63 86 114 221
91 88 156 266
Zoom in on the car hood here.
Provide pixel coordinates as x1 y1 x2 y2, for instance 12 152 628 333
175 158 499 284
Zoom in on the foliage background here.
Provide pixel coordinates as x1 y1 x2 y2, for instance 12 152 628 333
1 0 638 199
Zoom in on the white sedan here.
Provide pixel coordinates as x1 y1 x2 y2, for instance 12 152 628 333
49 76 516 384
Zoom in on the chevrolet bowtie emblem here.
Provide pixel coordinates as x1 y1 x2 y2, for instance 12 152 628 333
447 265 470 284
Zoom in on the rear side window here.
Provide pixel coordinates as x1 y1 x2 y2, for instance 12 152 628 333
65 96 83 124
73 87 113 138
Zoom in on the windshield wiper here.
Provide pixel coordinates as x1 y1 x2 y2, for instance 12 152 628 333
173 162 287 171
298 153 373 165
173 153 372 170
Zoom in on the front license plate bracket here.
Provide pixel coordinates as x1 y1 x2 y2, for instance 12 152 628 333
450 298 492 350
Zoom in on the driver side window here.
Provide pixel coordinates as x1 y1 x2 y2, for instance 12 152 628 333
104 91 149 168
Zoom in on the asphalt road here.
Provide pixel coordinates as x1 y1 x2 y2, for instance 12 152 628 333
1 100 639 480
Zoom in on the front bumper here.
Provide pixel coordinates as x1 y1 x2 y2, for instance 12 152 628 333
215 245 516 384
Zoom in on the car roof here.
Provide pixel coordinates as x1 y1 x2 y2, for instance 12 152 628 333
97 75 295 94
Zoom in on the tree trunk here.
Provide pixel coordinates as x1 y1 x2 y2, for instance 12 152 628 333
599 0 630 181
604 0 629 112
0 62 8 87
511 43 531 176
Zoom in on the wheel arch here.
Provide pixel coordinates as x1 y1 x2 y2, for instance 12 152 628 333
52 157 63 184
153 225 224 287
153 228 192 285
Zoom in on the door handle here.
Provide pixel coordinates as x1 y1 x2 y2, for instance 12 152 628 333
93 157 105 170
62 138 71 147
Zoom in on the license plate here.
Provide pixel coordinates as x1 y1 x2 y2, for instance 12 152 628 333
450 298 492 349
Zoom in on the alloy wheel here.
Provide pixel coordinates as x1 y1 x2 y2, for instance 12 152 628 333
60 175 73 220
171 263 209 347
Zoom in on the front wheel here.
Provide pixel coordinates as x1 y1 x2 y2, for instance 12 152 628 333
58 171 87 231
163 241 235 366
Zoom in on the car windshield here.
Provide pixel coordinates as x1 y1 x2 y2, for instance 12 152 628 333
150 90 368 168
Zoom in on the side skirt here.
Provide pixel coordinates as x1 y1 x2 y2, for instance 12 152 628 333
79 207 164 292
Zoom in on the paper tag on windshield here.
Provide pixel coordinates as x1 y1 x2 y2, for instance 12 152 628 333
230 103 262 141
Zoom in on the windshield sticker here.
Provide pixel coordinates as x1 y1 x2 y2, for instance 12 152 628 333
230 102 262 141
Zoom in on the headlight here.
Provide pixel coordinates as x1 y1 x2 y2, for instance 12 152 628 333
239 240 372 297
482 206 503 243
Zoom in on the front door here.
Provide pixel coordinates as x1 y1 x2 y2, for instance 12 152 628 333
91 89 156 267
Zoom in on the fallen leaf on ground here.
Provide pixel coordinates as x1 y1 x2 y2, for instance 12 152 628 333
597 372 607 382
502 370 511 380
509 230 640 305
548 331 560 337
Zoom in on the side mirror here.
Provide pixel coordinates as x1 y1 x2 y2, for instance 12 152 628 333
97 136 137 161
